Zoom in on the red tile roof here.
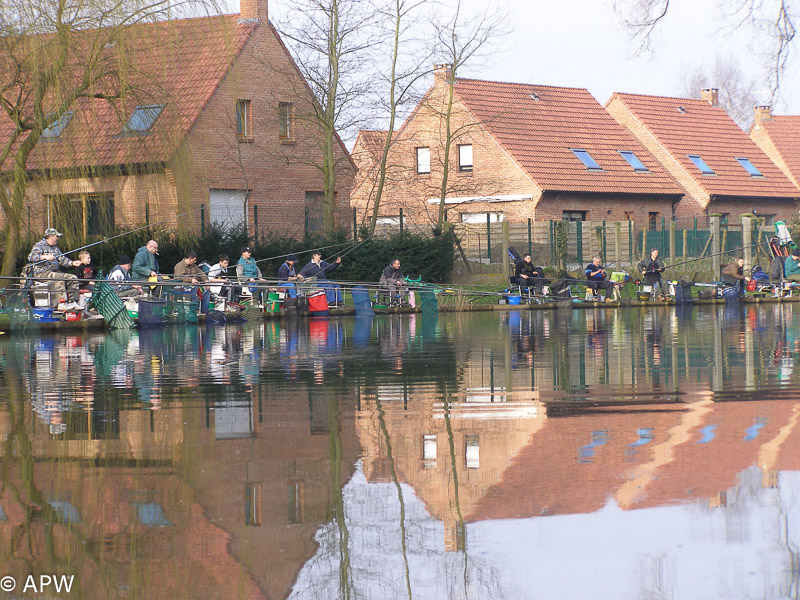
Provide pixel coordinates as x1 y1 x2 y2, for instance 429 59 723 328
753 115 800 187
0 15 257 171
352 130 389 164
610 93 799 199
452 79 683 196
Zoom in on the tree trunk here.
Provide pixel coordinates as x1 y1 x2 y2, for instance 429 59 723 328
1 217 21 279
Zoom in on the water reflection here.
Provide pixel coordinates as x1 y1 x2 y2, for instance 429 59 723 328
2 306 800 598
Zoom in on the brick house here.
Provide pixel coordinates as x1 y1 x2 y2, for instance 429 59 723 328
606 89 799 224
749 105 800 193
350 67 683 228
2 0 354 248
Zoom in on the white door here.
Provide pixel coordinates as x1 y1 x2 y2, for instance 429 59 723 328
209 189 247 231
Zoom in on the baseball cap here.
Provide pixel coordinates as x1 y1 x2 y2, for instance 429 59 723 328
119 254 131 264
44 228 63 237
311 249 322 256
241 246 252 254
286 254 298 262
792 249 800 257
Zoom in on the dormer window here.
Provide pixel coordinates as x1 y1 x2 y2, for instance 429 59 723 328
41 112 73 140
736 157 764 177
122 104 164 134
688 154 715 175
571 149 602 171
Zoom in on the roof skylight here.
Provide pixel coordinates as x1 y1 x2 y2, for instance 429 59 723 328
41 112 73 139
122 104 164 134
687 154 715 175
735 157 764 177
571 148 602 171
619 150 649 172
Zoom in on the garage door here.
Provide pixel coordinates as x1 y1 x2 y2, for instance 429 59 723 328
209 189 247 231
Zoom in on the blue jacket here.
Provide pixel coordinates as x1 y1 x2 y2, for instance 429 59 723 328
278 262 297 281
300 259 339 281
132 246 158 280
585 263 607 282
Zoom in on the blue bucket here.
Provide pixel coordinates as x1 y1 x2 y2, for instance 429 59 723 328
507 295 522 305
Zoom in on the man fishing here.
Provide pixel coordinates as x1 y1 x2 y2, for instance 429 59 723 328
132 240 160 281
380 259 409 306
300 250 343 304
637 248 667 300
27 228 83 307
722 257 751 297
107 255 142 298
513 253 548 294
585 256 615 301
278 254 304 299
784 249 800 282
236 246 267 303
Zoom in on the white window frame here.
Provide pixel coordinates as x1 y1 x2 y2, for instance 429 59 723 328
458 144 473 172
416 147 430 174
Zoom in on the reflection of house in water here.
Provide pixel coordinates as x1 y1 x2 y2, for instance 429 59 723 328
357 387 545 551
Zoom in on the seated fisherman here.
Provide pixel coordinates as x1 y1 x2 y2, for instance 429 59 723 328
236 246 267 303
208 254 235 300
722 257 751 296
277 254 304 299
132 239 160 287
585 256 615 300
637 248 666 300
784 249 800 282
174 251 224 313
300 250 343 304
28 228 83 307
512 253 548 294
107 255 142 298
74 250 99 292
380 259 409 306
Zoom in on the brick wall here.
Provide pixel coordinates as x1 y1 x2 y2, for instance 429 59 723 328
750 121 799 189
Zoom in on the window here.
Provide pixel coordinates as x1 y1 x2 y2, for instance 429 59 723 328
736 157 763 177
49 193 115 244
458 144 473 172
304 191 324 236
562 210 586 222
288 482 304 524
416 147 430 174
235 99 251 139
688 154 715 175
244 484 262 526
465 434 479 469
571 149 602 171
619 150 649 172
122 104 163 134
278 102 293 140
461 212 503 224
41 111 73 140
648 212 659 231
423 434 437 466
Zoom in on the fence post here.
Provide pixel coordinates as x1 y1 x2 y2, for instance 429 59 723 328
682 230 688 259
693 217 698 257
576 221 583 265
602 220 607 265
304 207 309 239
353 207 357 241
741 213 753 274
145 203 150 226
614 222 621 269
527 218 532 256
549 221 554 264
399 208 404 235
200 205 205 237
502 220 510 279
669 220 675 260
628 221 632 265
642 229 647 261
710 214 721 281
27 206 31 240
253 204 259 247
486 213 492 263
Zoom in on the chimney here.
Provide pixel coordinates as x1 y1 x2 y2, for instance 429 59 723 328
754 105 773 124
433 63 454 87
701 88 719 107
240 0 267 21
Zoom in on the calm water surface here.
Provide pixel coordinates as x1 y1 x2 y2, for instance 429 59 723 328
1 305 800 599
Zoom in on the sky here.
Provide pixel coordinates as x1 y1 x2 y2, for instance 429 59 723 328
232 0 800 117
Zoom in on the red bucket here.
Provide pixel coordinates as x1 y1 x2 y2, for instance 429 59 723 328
308 291 329 316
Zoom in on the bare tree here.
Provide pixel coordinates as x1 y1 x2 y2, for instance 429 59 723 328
274 0 378 235
428 0 508 232
0 0 222 277
364 0 429 236
614 0 797 98
677 55 761 128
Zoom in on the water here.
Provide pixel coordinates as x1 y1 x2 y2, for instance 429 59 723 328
1 304 800 599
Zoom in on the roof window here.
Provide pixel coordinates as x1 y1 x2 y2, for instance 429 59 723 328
687 154 715 175
41 112 73 140
677 106 687 113
571 149 602 171
122 104 164 134
735 157 763 177
619 150 649 172
530 92 540 101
